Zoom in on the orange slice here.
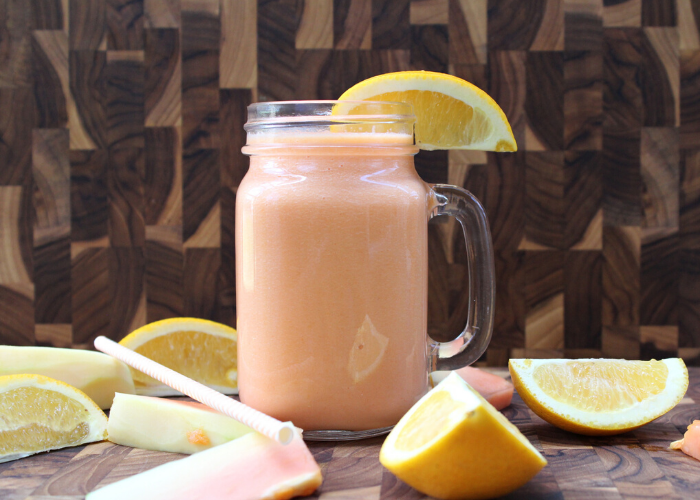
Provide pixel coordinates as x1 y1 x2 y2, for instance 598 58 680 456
509 358 688 435
338 71 516 151
0 374 108 463
119 318 238 396
380 372 546 500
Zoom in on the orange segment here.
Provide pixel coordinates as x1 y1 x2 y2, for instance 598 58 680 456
338 71 517 151
380 372 546 500
509 358 688 436
119 318 238 396
533 360 668 411
0 374 108 463
394 390 462 452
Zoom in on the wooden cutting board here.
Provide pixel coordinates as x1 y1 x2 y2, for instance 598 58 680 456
2 368 700 500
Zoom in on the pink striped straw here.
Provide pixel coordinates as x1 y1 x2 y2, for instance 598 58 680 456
94 336 296 445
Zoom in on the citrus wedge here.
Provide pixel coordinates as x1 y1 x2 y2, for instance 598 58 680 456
509 358 688 436
380 372 546 500
0 374 108 463
338 71 517 152
118 318 238 397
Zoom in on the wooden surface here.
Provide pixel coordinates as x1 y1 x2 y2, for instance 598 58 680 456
2 367 700 499
0 0 699 365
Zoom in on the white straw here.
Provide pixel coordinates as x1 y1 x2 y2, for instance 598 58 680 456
94 336 296 445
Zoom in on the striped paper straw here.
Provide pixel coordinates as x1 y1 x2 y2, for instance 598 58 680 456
94 336 296 445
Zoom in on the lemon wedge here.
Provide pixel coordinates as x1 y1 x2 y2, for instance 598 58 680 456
338 71 516 151
119 318 238 396
0 374 108 463
509 358 688 436
380 372 546 500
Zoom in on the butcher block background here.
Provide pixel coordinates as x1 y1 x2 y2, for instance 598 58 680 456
0 0 698 365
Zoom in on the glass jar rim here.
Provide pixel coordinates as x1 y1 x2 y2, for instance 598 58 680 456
245 100 415 130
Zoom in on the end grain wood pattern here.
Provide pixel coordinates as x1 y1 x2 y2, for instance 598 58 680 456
4 367 700 499
0 0 698 365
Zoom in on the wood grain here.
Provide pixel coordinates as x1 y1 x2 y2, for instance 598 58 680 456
489 50 527 149
603 28 643 130
69 50 107 150
183 248 221 320
641 127 679 228
0 186 32 285
678 0 700 50
69 0 105 50
181 4 219 151
0 88 34 185
641 27 678 127
681 148 700 249
526 52 564 151
411 25 447 73
492 250 525 349
71 247 110 346
70 150 109 245
372 0 409 50
602 226 641 327
182 149 219 247
334 0 371 49
642 0 676 27
448 0 486 65
33 129 71 325
565 250 602 348
106 54 144 149
144 0 180 28
296 0 333 49
32 31 68 129
565 0 603 51
640 227 678 325
565 151 603 249
5 369 700 498
220 0 256 88
144 28 180 127
524 251 565 351
410 0 447 25
30 0 64 30
681 50 700 149
481 153 526 251
108 247 146 339
108 147 145 247
106 0 144 50
0 0 697 365
525 152 566 249
603 0 642 28
220 89 251 190
679 249 700 348
603 129 643 226
258 0 301 102
565 50 603 150
0 1 33 88
488 0 561 51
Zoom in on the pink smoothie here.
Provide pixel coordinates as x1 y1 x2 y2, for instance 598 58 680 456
236 132 432 430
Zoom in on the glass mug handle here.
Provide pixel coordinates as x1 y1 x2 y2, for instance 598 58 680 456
428 184 495 371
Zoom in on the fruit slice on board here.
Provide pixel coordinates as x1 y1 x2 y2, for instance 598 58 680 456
87 431 322 500
380 372 546 500
118 318 238 397
431 366 514 410
671 420 700 461
338 71 517 152
0 374 108 463
108 393 253 454
509 358 688 436
0 346 134 409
